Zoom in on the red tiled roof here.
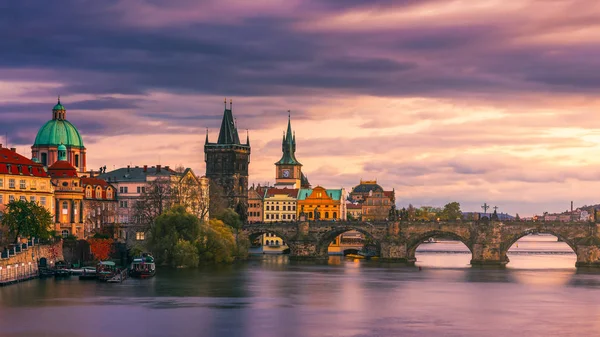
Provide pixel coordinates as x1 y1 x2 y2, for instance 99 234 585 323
48 160 78 177
0 147 48 177
81 177 110 187
265 188 298 198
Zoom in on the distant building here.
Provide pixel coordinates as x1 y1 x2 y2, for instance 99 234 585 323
205 99 251 219
346 203 362 220
348 180 395 221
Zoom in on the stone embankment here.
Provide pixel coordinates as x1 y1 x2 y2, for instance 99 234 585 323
0 240 64 286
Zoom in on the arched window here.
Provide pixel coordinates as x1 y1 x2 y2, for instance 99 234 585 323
85 187 92 198
41 153 47 166
74 154 80 168
95 187 102 199
276 240 280 246
333 212 337 219
325 212 329 219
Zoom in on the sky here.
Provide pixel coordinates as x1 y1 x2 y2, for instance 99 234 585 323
2 0 600 217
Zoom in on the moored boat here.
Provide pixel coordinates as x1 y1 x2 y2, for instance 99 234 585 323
129 253 156 279
96 261 118 282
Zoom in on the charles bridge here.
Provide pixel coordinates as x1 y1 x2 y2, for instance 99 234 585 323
242 220 600 268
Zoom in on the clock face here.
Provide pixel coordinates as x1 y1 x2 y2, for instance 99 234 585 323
282 169 290 178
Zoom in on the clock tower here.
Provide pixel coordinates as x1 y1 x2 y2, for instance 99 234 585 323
275 113 304 188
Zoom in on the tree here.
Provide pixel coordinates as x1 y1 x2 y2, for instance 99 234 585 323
87 238 114 261
440 202 462 221
215 208 243 233
172 240 199 268
133 177 174 230
196 219 236 264
1 200 52 243
208 180 229 219
147 205 201 265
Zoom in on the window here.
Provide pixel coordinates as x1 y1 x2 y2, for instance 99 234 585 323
9 179 15 188
30 196 36 203
9 195 14 202
333 212 337 219
61 230 69 238
119 201 128 208
266 206 270 211
142 187 146 193
0 179 3 187
20 196 26 201
95 188 101 199
19 180 26 189
136 232 145 240
276 206 279 211
74 154 80 167
30 180 36 190
86 188 92 198
0 194 3 204
62 201 68 214
40 197 46 206
107 189 113 199
137 186 141 193
41 153 47 166
276 214 279 219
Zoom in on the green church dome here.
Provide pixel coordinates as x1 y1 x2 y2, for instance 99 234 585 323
33 99 85 148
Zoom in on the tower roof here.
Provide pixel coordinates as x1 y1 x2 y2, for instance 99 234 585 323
275 112 301 166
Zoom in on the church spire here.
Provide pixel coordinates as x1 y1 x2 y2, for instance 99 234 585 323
275 111 301 166
217 98 242 145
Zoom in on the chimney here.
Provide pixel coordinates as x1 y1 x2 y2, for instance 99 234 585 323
143 165 147 172
157 165 161 172
127 165 130 172
10 147 16 152
165 165 170 171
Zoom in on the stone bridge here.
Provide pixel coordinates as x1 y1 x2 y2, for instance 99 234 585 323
242 220 600 268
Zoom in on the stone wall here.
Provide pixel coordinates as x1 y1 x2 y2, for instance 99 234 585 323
0 241 63 269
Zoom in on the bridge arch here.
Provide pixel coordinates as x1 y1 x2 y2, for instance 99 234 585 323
500 227 578 258
406 230 473 263
243 227 296 253
316 225 382 257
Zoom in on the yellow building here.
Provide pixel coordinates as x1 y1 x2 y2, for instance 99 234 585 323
297 186 346 221
263 188 299 222
0 145 54 215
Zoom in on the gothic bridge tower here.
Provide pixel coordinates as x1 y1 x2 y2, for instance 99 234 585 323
205 99 251 219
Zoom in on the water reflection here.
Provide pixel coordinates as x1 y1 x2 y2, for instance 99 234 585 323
3 242 600 337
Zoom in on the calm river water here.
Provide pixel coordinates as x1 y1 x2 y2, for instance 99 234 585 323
2 235 600 337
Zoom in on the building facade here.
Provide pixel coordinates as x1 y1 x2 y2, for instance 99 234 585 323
205 99 251 219
81 175 118 239
248 184 267 223
346 203 362 221
0 145 54 216
47 145 85 238
349 180 395 221
31 98 87 172
263 188 298 223
297 186 346 221
98 165 208 246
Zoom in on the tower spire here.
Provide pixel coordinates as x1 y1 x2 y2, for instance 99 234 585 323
205 128 209 144
224 97 227 109
246 129 250 146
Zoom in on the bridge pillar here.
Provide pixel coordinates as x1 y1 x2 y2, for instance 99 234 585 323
379 241 409 263
288 240 327 261
575 238 600 268
470 223 506 267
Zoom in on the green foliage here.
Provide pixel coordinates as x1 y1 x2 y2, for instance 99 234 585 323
215 208 243 232
440 202 462 221
129 244 146 259
1 200 52 243
197 219 236 264
148 206 201 265
93 232 111 239
172 240 199 268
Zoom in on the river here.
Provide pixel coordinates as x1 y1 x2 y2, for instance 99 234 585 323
1 235 599 337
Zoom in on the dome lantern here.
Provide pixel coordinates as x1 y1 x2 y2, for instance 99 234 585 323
57 144 67 161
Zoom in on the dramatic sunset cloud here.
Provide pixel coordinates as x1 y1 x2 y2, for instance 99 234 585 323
2 0 600 216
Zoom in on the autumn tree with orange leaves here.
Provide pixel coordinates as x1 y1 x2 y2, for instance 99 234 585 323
87 238 114 261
